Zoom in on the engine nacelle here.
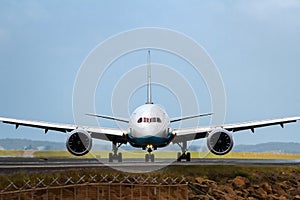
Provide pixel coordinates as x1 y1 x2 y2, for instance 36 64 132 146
207 128 234 155
66 129 92 156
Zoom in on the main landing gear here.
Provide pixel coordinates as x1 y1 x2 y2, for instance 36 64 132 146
177 141 191 162
144 145 155 162
108 142 122 162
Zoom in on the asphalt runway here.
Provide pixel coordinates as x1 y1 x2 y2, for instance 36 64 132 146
0 157 300 173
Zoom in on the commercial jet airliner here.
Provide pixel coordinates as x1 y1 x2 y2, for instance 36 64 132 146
1 51 300 162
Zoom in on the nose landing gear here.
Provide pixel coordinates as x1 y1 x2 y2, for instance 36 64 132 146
145 145 155 162
145 153 154 162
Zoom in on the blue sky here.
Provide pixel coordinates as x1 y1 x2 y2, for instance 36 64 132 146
0 1 300 146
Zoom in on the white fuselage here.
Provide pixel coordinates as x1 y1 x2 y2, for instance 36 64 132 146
127 104 174 148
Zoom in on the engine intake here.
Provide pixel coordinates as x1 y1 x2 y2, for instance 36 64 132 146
66 129 92 156
207 128 234 155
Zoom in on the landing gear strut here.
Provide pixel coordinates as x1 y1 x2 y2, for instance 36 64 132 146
145 146 155 162
177 141 191 162
108 142 122 162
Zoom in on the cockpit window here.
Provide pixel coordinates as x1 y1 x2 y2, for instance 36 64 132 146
137 117 162 123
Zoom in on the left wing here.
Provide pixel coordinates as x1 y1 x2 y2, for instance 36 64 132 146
0 117 126 142
173 116 300 142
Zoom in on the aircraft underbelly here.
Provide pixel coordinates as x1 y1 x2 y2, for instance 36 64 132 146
127 132 173 148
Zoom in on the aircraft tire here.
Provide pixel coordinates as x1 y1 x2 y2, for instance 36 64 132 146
177 152 181 162
118 152 122 162
108 153 113 163
150 154 154 162
145 154 149 162
186 152 191 162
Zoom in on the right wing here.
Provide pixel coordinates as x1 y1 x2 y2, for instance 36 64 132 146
172 116 300 142
0 117 126 142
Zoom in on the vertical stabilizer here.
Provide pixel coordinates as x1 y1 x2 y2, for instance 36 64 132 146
146 50 153 104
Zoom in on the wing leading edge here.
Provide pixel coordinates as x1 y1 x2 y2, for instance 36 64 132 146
173 116 300 142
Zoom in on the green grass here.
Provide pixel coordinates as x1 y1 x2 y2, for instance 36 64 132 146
35 150 300 160
196 152 300 160
0 150 25 157
33 150 100 159
1 150 300 160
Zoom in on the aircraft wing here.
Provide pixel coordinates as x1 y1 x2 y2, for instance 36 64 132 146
172 116 300 142
0 117 126 142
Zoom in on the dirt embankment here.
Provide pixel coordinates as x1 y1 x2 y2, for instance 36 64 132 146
188 170 300 199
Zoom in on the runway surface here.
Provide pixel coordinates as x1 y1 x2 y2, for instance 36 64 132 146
0 157 300 173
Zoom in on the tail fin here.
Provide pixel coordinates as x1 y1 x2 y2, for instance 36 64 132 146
86 113 129 123
146 50 153 104
170 113 213 123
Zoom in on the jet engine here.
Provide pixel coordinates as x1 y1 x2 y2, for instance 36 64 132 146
207 128 234 155
66 129 92 156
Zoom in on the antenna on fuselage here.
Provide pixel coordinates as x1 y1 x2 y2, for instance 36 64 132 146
146 50 153 104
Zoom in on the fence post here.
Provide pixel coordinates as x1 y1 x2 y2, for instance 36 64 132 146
158 186 161 200
74 187 76 200
46 189 49 200
186 184 188 200
119 184 122 200
109 184 111 200
140 185 142 200
168 185 171 200
60 188 63 200
177 186 178 200
86 185 88 200
131 184 133 200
